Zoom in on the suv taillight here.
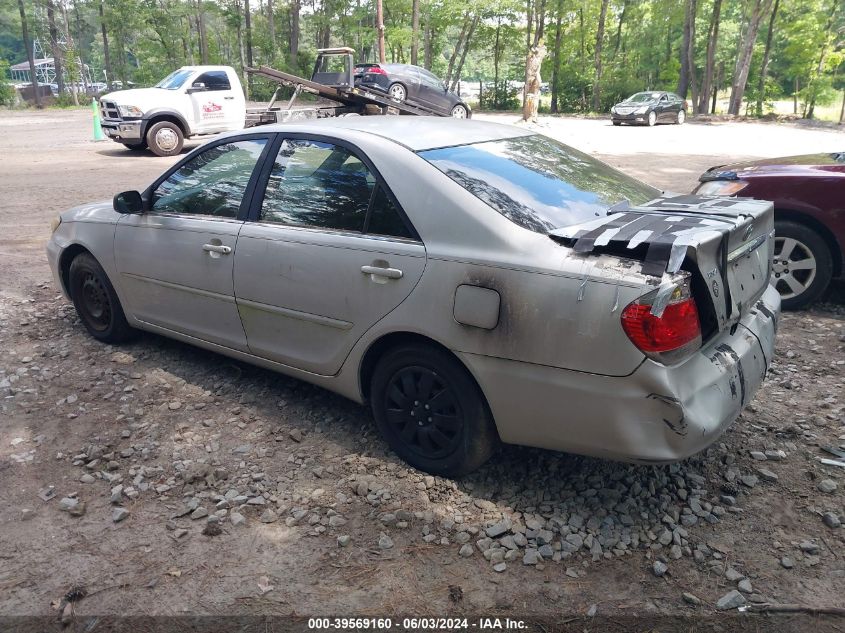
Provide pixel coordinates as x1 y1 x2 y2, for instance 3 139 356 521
621 275 702 364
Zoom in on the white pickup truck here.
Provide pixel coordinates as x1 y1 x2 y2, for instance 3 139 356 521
98 65 247 156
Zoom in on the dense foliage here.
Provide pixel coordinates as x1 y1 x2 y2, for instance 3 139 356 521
1 0 842 118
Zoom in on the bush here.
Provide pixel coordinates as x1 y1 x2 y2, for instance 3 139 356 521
0 61 15 106
480 80 520 111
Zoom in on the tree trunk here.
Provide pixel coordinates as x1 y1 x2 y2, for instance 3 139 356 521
410 0 419 65
450 15 478 92
612 0 628 59
197 0 209 63
727 0 774 116
98 0 112 86
550 0 563 113
522 42 547 121
424 17 432 69
446 14 470 87
244 0 253 97
267 0 275 57
686 0 699 111
677 0 697 100
17 0 41 107
591 0 610 112
493 18 501 109
376 0 385 63
290 0 299 66
754 0 779 116
698 0 721 114
46 0 65 95
803 0 837 120
839 88 844 124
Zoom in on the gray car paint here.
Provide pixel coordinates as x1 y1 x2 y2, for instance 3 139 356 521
47 117 780 464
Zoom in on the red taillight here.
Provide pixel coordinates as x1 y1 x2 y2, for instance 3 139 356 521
367 66 387 75
621 299 700 352
621 277 702 363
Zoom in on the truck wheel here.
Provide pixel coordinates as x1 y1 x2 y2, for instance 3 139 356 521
122 141 147 151
771 220 833 310
146 121 184 157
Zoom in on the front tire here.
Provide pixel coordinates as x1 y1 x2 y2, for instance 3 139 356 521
676 109 686 124
612 120 622 126
146 120 184 157
68 253 135 343
647 111 657 126
387 83 407 103
370 344 498 478
771 220 833 310
450 104 469 119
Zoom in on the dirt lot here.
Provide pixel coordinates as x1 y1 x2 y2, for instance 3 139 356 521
1 109 844 631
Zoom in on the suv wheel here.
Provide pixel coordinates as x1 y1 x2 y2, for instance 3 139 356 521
370 344 498 477
146 121 184 157
68 253 136 342
772 220 833 310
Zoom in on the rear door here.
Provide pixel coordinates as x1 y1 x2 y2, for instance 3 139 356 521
234 136 426 375
114 135 270 349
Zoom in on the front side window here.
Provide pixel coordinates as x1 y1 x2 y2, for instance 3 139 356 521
420 134 660 234
196 71 231 91
152 139 267 218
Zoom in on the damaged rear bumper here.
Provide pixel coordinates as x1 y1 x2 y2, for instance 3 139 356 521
459 284 780 463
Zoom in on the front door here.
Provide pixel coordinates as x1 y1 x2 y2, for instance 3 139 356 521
234 137 426 375
189 69 243 134
114 136 270 349
415 68 452 113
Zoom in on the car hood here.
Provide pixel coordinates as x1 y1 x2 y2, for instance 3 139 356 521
100 88 182 111
707 152 845 176
61 200 117 223
616 100 656 107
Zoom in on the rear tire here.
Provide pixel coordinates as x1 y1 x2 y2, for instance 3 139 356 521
68 253 136 343
772 220 833 310
146 120 184 157
370 344 498 478
387 83 407 103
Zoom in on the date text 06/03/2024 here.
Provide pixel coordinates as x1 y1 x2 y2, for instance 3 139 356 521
307 617 527 630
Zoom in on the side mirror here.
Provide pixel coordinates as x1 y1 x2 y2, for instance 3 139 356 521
187 82 206 93
113 190 144 214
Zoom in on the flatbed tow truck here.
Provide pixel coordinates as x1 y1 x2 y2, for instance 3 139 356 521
245 47 456 125
98 48 455 156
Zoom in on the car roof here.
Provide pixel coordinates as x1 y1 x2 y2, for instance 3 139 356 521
253 116 533 152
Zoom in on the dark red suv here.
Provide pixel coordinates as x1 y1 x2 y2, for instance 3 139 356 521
694 152 845 309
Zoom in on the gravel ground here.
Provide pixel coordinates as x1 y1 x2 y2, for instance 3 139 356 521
0 109 843 631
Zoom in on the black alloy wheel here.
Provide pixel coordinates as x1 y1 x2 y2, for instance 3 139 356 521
370 344 498 477
383 365 463 460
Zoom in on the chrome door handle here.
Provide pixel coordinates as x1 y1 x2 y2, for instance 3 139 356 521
361 265 403 279
203 244 232 254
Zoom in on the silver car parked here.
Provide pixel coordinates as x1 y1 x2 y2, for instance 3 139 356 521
47 117 780 477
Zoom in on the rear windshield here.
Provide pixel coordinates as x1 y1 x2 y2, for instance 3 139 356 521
419 135 660 233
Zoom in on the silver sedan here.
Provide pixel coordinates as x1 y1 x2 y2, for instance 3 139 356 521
47 117 780 477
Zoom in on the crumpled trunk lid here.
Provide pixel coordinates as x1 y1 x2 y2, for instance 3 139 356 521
550 194 774 335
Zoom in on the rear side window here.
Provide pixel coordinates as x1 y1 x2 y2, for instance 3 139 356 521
151 139 266 218
196 71 231 91
259 139 415 239
419 134 660 233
